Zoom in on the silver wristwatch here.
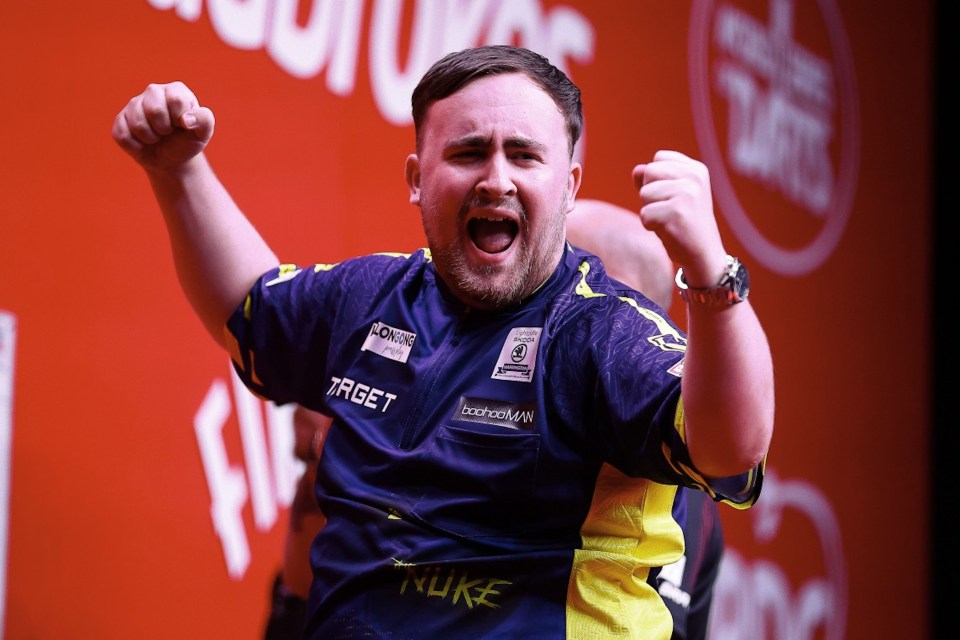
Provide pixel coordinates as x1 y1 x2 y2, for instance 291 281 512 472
675 255 750 307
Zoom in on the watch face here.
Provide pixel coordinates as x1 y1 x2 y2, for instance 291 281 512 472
677 258 750 306
735 262 750 299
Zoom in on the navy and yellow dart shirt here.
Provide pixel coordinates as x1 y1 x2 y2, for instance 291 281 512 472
226 244 763 639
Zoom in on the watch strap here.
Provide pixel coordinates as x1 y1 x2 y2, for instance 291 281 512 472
675 255 749 307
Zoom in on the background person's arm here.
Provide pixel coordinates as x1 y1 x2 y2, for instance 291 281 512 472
566 198 675 310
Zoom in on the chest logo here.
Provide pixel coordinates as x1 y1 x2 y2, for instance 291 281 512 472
361 321 416 363
491 327 542 382
454 397 536 430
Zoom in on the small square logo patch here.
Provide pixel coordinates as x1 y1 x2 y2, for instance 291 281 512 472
491 327 542 382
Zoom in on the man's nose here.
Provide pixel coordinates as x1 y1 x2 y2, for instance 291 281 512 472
476 154 517 198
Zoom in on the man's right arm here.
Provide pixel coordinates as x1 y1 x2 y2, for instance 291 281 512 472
112 82 279 347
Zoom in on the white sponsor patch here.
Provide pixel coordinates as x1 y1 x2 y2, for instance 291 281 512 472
454 397 536 430
361 321 416 364
491 327 542 382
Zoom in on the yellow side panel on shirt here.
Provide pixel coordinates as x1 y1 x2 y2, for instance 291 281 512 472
568 465 682 639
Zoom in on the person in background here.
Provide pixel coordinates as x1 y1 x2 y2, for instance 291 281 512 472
113 44 773 639
565 199 675 311
263 405 331 640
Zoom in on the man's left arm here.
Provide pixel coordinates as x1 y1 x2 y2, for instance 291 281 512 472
632 150 774 479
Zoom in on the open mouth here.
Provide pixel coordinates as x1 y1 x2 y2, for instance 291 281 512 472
468 216 518 254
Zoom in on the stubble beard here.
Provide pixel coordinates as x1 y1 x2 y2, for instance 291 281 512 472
427 201 568 310
443 240 533 309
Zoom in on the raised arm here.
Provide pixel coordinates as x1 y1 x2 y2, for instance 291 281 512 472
112 82 279 347
632 150 774 479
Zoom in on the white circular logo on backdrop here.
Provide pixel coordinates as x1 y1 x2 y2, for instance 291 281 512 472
688 0 859 277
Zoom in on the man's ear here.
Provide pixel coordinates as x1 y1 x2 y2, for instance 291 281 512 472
565 162 583 213
404 154 421 205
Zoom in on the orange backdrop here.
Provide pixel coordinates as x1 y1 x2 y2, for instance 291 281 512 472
0 1 932 639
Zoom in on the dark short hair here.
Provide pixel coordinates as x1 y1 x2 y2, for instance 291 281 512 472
411 45 583 158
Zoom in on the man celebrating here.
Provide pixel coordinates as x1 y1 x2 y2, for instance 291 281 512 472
113 45 773 639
